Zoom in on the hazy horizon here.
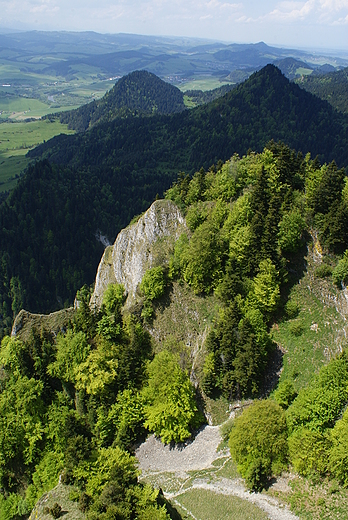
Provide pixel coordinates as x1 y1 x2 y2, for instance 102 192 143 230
0 1 347 51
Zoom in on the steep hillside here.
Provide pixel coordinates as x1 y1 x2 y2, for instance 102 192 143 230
296 66 348 114
273 57 313 79
59 70 186 131
3 144 348 519
32 65 348 169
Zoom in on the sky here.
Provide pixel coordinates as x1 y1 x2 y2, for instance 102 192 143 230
0 0 347 51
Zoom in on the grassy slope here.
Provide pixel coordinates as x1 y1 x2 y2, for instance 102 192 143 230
271 246 348 391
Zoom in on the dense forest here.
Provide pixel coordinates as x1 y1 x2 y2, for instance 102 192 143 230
1 141 348 518
59 70 186 132
1 65 348 336
296 66 348 114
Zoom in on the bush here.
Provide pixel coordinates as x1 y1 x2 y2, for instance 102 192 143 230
288 428 329 477
140 267 166 301
79 492 91 512
328 409 348 487
332 252 348 287
289 320 304 337
229 400 288 491
314 263 333 278
284 299 299 319
273 380 298 409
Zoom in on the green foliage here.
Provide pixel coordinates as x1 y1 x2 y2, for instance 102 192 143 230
229 400 288 490
286 350 348 434
140 267 166 301
297 67 348 114
332 251 348 286
101 283 126 315
61 70 186 131
96 284 125 340
0 375 44 489
74 338 121 397
47 330 90 384
277 209 306 254
180 201 229 293
329 408 348 487
204 303 272 398
96 389 146 449
273 380 298 409
288 428 329 477
26 451 64 509
1 65 347 334
314 262 333 278
284 299 300 319
0 493 29 520
247 259 280 316
142 351 203 443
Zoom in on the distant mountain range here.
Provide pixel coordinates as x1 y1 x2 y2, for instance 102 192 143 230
1 64 348 333
0 30 347 82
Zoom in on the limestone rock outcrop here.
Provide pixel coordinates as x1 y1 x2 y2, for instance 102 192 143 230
90 199 187 308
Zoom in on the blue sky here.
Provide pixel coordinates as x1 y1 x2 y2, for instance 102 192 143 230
0 0 347 50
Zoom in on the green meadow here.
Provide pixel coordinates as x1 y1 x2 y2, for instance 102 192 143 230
180 77 233 91
0 119 74 193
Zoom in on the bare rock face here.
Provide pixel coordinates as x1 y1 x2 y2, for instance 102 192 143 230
90 199 187 308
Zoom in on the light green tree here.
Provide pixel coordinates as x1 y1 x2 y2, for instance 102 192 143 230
229 400 288 491
142 350 203 443
247 258 280 316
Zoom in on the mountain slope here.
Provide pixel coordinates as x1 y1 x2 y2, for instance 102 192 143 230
33 64 348 168
1 65 348 331
296 66 348 114
59 70 186 131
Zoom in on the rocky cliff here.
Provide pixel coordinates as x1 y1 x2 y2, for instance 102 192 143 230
90 199 187 309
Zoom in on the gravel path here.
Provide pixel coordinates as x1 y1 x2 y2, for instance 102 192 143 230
136 425 299 520
136 425 223 475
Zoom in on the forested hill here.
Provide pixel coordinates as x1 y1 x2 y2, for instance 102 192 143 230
33 64 348 169
1 64 348 333
59 70 186 131
296 66 348 114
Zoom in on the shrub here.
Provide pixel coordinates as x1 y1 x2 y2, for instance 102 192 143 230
229 400 288 491
288 428 329 477
273 380 298 410
289 320 304 337
79 492 91 512
328 409 348 487
332 252 348 287
140 267 166 301
284 299 299 319
314 263 333 278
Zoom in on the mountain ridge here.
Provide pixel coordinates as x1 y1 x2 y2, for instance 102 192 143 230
1 64 348 333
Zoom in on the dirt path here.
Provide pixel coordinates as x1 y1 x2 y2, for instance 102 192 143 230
136 425 299 520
